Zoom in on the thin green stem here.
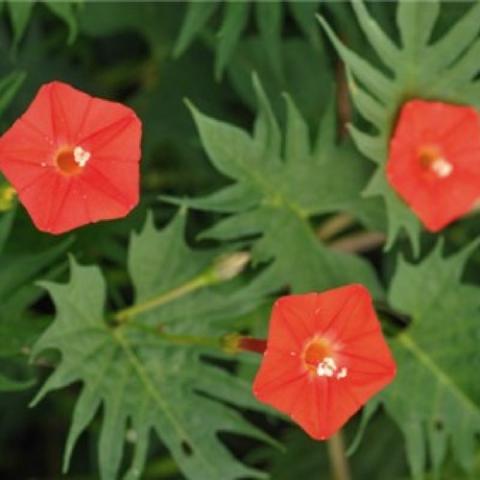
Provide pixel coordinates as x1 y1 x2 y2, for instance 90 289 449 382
113 252 250 324
327 431 351 480
317 213 354 241
127 322 223 350
330 231 385 253
114 274 210 324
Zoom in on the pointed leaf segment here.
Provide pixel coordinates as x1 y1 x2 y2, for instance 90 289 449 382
319 1 480 251
166 76 384 298
31 211 274 480
380 240 480 476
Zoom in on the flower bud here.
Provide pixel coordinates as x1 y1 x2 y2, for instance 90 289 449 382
0 184 16 212
211 251 251 282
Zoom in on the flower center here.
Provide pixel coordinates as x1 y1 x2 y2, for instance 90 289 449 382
302 337 348 380
418 146 453 178
55 145 91 175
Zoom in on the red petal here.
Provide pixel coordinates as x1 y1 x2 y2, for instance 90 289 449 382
315 284 370 342
0 81 141 234
252 285 397 440
16 172 65 232
289 380 327 439
78 165 138 223
387 99 480 231
266 293 318 353
253 349 307 413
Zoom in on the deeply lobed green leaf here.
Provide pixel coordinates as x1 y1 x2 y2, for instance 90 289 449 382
381 241 480 477
32 211 274 480
320 0 480 251
168 76 385 297
174 1 321 79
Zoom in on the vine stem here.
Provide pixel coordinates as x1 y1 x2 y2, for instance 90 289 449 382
330 231 385 253
114 274 211 323
126 322 223 350
113 252 250 324
316 213 354 241
327 431 351 480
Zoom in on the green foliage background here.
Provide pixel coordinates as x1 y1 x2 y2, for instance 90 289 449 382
0 1 479 479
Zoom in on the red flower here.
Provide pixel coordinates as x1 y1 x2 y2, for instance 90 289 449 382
0 81 141 234
252 285 396 440
387 99 480 232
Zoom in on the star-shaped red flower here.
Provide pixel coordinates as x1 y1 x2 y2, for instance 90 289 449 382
0 81 142 234
252 285 396 440
387 99 480 232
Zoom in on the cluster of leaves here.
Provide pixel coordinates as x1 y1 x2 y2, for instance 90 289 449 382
320 1 480 251
32 212 275 480
174 1 321 79
2 0 78 47
171 77 384 296
0 2 480 480
0 71 70 391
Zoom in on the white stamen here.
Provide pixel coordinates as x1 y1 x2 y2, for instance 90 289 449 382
324 357 336 369
73 146 91 168
315 356 348 380
316 357 336 378
431 157 453 178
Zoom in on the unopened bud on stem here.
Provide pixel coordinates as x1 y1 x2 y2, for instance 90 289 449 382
211 251 251 282
221 333 267 354
0 184 16 212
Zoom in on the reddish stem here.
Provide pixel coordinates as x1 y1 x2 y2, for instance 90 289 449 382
238 337 267 354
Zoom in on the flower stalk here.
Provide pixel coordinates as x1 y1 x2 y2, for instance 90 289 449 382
222 334 267 354
327 432 351 480
114 275 209 323
127 322 223 350
114 251 251 323
127 324 269 354
316 213 354 241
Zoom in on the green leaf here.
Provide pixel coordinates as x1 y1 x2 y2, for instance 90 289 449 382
6 0 78 46
7 0 34 48
178 77 384 297
287 2 321 47
0 239 71 357
43 1 79 44
249 411 408 480
226 35 334 130
173 2 219 57
216 2 250 80
175 1 322 79
0 240 71 316
0 207 16 254
0 230 69 392
32 211 273 480
256 3 283 81
396 1 440 54
0 70 26 119
381 241 480 477
319 1 480 251
0 371 34 391
350 1 397 67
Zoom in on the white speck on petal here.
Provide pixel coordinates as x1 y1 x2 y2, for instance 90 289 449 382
431 157 453 178
316 356 336 378
73 146 91 168
316 356 348 380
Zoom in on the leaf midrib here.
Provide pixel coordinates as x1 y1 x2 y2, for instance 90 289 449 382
397 332 480 419
112 327 220 477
